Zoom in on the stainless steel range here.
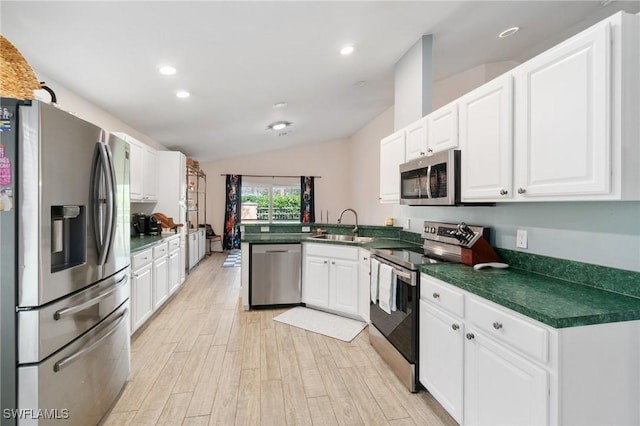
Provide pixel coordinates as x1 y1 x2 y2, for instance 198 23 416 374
369 221 490 392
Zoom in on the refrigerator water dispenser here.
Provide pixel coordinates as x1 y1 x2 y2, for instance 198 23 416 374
51 205 86 272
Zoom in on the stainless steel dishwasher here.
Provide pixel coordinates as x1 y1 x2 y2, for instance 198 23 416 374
250 243 302 307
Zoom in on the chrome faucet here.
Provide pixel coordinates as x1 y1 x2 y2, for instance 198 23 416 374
337 208 359 236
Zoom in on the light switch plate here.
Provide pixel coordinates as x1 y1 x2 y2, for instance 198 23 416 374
404 219 410 230
302 226 311 232
260 226 270 232
516 229 528 249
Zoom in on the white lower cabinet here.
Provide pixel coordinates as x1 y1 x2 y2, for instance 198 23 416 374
419 273 640 425
302 243 359 318
419 301 464 423
131 248 153 333
198 229 206 261
168 248 181 295
152 252 169 310
463 328 548 426
188 231 198 270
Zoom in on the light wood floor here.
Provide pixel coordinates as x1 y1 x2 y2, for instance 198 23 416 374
103 252 458 426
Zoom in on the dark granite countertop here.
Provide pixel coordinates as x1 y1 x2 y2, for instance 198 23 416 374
131 233 181 253
419 263 640 329
241 233 422 250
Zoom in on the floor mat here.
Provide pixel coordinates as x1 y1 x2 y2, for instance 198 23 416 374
222 250 242 267
273 307 367 342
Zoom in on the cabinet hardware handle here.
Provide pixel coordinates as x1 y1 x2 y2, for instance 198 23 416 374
432 292 440 299
427 148 433 153
323 260 328 264
452 324 459 331
420 151 425 156
466 332 475 340
363 257 368 261
499 189 508 195
332 261 336 265
493 321 503 330
517 188 526 194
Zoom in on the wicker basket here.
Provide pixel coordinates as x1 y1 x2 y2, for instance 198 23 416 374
1 35 41 100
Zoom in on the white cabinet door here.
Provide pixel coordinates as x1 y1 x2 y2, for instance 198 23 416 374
198 229 206 261
129 141 143 201
142 146 158 201
131 263 153 333
419 301 464 424
379 131 406 203
515 22 611 199
427 102 458 154
153 255 169 309
358 249 371 322
168 250 181 295
460 74 514 201
180 236 186 283
302 256 330 308
404 117 428 161
329 259 359 315
464 328 548 426
188 232 198 270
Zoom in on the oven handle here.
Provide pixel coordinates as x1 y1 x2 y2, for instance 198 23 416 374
371 255 417 286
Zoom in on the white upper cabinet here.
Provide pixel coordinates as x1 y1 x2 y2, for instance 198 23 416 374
426 101 458 154
113 132 158 202
460 74 514 201
379 130 406 203
459 12 639 202
514 20 611 199
404 117 428 161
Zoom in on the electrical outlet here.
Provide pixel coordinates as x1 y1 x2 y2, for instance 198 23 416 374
516 229 528 249
260 226 270 232
302 226 310 233
404 219 410 230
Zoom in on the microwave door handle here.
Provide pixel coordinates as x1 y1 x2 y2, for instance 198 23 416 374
425 165 432 199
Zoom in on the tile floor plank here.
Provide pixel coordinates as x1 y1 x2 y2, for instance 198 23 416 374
185 344 226 418
235 368 260 426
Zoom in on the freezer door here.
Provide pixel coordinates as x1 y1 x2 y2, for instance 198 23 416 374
19 102 103 307
18 269 129 364
17 301 130 426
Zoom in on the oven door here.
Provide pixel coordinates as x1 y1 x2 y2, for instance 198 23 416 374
370 257 418 363
399 149 459 206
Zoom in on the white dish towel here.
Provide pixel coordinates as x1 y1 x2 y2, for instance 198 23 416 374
370 258 380 303
378 263 396 314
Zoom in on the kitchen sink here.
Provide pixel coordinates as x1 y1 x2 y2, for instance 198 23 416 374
308 234 375 243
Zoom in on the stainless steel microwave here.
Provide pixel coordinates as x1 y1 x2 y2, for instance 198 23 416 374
399 149 460 205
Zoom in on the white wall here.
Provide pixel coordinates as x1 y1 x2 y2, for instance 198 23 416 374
33 72 166 150
200 139 351 235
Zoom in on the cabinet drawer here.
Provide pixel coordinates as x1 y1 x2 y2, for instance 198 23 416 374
167 236 180 252
305 243 358 260
420 274 464 318
131 248 153 270
153 241 169 259
466 298 548 363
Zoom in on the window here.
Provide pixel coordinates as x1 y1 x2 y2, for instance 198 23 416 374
241 178 301 223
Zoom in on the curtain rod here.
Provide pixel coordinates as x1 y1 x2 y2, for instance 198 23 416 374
219 174 322 178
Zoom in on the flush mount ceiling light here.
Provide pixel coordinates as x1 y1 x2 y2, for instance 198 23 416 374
267 121 292 131
498 27 520 38
340 44 355 55
175 90 190 98
158 65 177 75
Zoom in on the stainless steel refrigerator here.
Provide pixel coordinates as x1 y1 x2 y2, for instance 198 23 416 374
0 99 131 425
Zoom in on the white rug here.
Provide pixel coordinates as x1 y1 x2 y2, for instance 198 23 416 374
273 307 367 342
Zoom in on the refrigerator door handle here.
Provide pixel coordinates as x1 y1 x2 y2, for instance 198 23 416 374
90 142 115 268
53 274 128 320
53 307 128 372
103 143 118 263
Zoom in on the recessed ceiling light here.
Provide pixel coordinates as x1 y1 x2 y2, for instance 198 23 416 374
273 101 288 108
267 121 292 131
176 91 190 98
498 27 520 38
355 80 367 87
340 45 355 55
159 65 177 75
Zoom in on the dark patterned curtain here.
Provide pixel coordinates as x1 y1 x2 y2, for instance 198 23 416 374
300 176 315 223
223 174 242 249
